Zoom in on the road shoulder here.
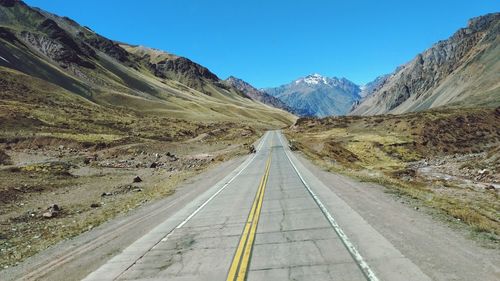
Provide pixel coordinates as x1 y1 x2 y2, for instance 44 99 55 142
2 156 247 281
293 151 500 281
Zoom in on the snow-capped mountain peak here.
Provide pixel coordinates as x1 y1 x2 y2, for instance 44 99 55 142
265 74 362 117
295 73 329 85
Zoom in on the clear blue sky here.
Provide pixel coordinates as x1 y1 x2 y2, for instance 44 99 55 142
26 0 499 88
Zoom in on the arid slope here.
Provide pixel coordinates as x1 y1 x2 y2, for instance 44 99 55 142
351 13 500 115
0 1 295 127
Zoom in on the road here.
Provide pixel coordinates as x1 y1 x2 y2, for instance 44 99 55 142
5 131 498 281
82 131 431 281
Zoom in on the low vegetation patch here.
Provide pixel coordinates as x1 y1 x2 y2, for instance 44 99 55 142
0 68 270 269
0 149 11 165
286 107 500 239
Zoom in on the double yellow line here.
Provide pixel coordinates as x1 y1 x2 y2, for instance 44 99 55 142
226 150 272 281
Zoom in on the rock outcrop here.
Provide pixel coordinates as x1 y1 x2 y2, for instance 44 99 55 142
150 56 219 83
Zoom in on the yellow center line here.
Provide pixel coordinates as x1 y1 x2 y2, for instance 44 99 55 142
226 139 273 281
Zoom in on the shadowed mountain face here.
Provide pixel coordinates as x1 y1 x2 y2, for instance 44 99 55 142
224 76 297 114
351 13 500 116
265 74 361 117
359 74 390 98
0 0 294 128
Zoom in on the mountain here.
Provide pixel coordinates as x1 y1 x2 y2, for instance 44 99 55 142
350 74 390 111
351 13 500 116
0 0 294 130
264 74 361 117
224 76 295 113
359 74 390 98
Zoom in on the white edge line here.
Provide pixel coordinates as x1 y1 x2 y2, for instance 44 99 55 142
0 55 9 63
277 132 380 281
174 131 268 230
107 132 269 279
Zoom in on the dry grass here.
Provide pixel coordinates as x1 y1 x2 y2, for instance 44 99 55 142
0 129 259 269
0 149 11 165
286 107 500 237
0 65 277 268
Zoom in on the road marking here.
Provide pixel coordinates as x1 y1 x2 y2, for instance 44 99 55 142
277 132 380 281
24 154 233 281
0 55 9 63
84 132 270 281
227 142 272 281
176 132 269 229
25 185 206 280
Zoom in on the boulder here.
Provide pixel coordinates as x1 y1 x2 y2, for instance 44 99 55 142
249 145 256 153
485 185 496 191
42 204 61 218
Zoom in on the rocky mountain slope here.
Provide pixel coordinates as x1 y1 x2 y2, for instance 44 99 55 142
224 76 295 113
265 74 361 117
0 0 294 128
351 13 500 115
359 74 390 98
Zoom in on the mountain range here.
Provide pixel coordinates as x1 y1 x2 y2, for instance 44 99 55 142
223 76 296 114
0 0 498 122
255 13 499 118
0 0 294 131
264 74 361 117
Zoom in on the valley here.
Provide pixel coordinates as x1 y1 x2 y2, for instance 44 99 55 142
0 1 499 280
0 0 294 270
0 66 275 269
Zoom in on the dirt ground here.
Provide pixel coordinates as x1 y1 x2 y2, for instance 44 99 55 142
286 107 500 238
295 153 500 281
0 131 259 269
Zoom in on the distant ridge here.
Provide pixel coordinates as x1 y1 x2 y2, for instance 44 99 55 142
224 76 297 114
264 74 361 117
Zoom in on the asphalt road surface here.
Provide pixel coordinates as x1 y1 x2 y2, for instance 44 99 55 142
81 131 431 281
